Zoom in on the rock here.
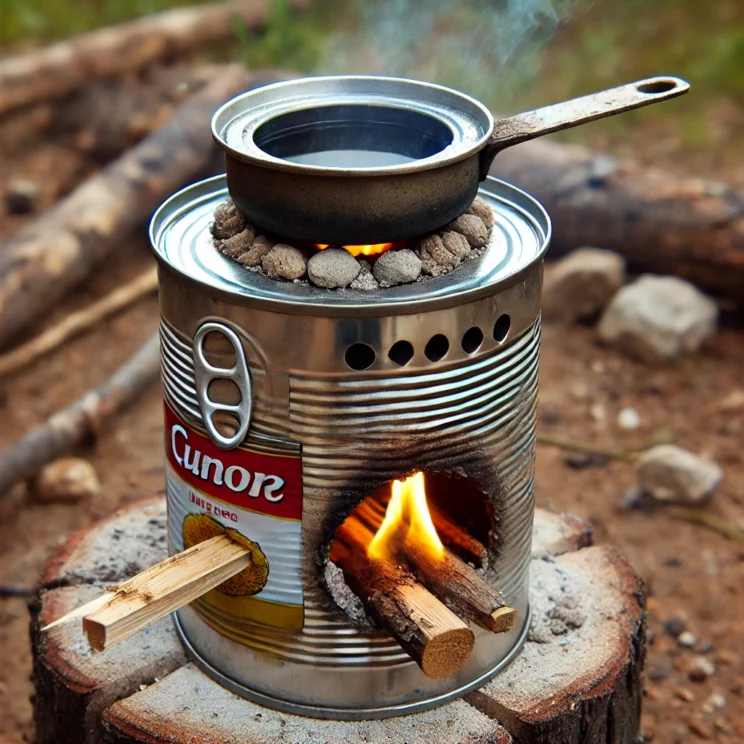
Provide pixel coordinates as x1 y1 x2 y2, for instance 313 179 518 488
618 407 641 430
689 657 716 682
307 247 361 288
563 452 609 469
217 227 256 259
597 275 718 363
447 213 489 248
31 458 100 504
350 260 379 291
417 234 458 277
663 617 687 637
637 445 723 504
678 631 699 648
542 248 626 324
236 234 273 267
688 720 714 740
5 179 39 214
261 243 307 281
441 231 471 262
466 195 494 229
211 200 247 239
372 249 422 287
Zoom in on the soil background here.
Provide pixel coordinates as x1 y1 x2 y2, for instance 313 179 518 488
0 73 743 744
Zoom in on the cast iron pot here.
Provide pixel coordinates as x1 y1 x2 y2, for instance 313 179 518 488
212 75 688 245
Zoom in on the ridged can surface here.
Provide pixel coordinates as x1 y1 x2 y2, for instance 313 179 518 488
150 174 549 718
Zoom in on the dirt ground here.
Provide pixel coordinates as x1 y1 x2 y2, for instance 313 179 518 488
0 90 742 744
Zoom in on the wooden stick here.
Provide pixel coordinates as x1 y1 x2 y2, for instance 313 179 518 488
0 267 157 379
0 64 249 350
81 535 252 651
670 507 744 545
352 504 515 634
0 0 305 116
0 333 160 496
330 520 474 679
493 139 744 302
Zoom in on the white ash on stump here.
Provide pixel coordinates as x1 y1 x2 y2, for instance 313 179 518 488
32 497 645 744
211 196 495 290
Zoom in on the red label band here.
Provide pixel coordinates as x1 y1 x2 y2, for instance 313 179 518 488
164 403 302 521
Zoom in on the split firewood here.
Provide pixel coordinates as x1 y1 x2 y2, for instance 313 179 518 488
330 518 475 679
362 496 488 568
0 267 158 379
352 503 515 634
0 0 307 117
492 139 744 302
0 65 248 350
0 333 160 496
44 534 253 652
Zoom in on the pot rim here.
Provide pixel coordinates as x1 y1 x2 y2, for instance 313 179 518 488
211 75 495 178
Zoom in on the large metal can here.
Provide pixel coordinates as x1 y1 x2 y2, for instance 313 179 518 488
149 173 549 718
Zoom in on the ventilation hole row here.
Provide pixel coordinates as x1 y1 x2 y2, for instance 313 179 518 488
345 314 511 370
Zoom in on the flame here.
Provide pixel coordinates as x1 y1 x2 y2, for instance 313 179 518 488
368 472 444 562
315 243 395 257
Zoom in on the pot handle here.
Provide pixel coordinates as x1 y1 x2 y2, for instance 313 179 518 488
478 76 689 180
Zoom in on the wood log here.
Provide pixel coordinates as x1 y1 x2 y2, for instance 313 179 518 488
31 498 642 744
330 519 475 679
0 333 160 496
0 65 248 350
491 139 744 302
0 0 304 116
351 502 513 633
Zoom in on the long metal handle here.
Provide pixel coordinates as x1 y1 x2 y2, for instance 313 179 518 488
479 76 689 179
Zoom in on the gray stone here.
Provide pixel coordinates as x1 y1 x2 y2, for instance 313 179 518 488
261 243 307 281
447 213 489 248
5 179 38 214
350 260 379 291
372 249 422 287
637 444 723 504
307 247 361 288
542 248 626 324
597 275 718 363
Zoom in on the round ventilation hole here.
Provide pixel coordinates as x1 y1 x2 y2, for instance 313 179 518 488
388 340 414 367
461 327 484 354
424 334 449 362
345 343 376 370
493 314 511 343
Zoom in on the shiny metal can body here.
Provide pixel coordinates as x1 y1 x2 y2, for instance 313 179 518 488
149 173 550 719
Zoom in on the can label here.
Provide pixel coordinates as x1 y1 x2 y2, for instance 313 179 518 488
164 403 304 637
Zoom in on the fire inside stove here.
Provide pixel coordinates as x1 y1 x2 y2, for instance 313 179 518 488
315 242 397 257
327 472 514 680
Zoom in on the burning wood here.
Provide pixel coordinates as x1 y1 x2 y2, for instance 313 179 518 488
330 473 515 676
330 518 475 680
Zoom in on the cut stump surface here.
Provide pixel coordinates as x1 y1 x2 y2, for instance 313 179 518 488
32 497 645 744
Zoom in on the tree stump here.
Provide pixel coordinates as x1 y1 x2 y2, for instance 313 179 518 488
31 497 645 744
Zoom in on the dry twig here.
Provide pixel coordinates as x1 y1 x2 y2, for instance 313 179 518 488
670 508 744 545
0 267 158 379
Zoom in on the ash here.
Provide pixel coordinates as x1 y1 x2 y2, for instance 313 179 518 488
210 196 495 290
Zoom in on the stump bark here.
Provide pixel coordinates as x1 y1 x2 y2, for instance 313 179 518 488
31 497 644 744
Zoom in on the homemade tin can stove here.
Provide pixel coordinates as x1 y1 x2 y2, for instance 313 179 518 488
148 74 687 719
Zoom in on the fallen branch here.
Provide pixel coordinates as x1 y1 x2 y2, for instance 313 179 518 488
492 139 744 302
0 64 249 350
0 0 299 116
670 508 744 545
536 434 637 461
0 333 160 496
0 267 158 379
330 518 474 679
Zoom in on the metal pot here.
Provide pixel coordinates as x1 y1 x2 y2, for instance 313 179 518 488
212 75 688 245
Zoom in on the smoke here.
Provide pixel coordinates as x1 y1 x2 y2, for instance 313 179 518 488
316 0 581 107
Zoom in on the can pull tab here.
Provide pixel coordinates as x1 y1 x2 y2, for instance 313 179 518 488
193 322 252 450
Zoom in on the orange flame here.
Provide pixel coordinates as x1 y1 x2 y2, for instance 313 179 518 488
368 472 444 562
315 243 395 257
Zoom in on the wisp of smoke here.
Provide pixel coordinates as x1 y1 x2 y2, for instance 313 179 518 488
317 0 581 106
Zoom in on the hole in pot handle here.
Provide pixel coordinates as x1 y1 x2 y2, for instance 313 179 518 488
478 76 690 180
